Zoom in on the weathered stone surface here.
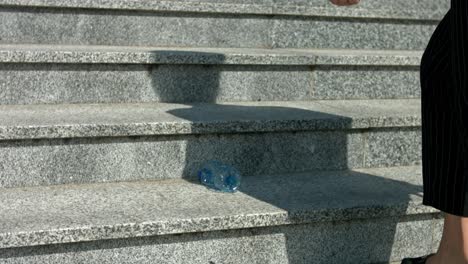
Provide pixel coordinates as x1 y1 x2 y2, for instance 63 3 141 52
0 64 314 104
0 99 421 140
0 165 440 249
0 99 422 187
364 128 422 168
0 45 424 65
0 215 441 264
0 0 449 20
0 131 364 187
0 46 422 103
0 7 439 49
312 65 420 100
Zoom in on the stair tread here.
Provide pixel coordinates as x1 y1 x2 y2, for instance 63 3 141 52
0 99 421 140
0 0 446 20
0 44 423 65
0 165 437 249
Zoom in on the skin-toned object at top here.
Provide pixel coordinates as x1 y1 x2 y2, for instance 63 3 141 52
329 0 360 6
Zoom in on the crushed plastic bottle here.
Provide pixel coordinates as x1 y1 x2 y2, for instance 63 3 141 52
198 160 241 193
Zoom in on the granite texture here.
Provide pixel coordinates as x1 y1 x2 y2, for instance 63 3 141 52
275 0 449 20
0 0 449 20
0 130 364 187
0 8 272 48
0 64 314 104
0 229 290 264
0 63 422 104
0 99 421 140
0 44 424 65
0 100 422 187
0 46 423 104
312 65 420 100
272 17 437 50
0 215 440 263
0 0 443 261
0 165 440 249
0 7 438 49
283 215 438 264
364 127 422 168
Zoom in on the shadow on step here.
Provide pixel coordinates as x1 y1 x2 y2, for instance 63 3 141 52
150 51 439 263
0 50 438 264
0 212 438 264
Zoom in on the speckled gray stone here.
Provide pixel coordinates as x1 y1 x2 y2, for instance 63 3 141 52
0 0 449 20
0 215 441 263
0 46 423 104
0 64 314 104
272 17 437 50
0 99 421 140
0 165 440 249
0 131 364 187
0 45 424 65
364 128 422 168
275 0 449 20
0 99 422 187
0 229 290 264
0 6 439 49
0 8 272 48
0 0 444 261
312 65 420 100
0 63 422 104
283 215 438 264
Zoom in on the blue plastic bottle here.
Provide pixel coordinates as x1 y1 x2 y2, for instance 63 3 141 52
198 160 241 193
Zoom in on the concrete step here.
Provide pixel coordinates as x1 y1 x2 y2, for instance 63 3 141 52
0 165 442 264
0 99 421 188
0 45 422 104
0 0 449 20
0 1 445 49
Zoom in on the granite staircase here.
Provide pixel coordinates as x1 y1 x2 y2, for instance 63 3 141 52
0 0 450 263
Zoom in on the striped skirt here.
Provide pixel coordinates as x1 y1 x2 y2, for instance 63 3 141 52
421 0 468 217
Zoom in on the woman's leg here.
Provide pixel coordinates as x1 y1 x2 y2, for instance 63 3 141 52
427 213 468 264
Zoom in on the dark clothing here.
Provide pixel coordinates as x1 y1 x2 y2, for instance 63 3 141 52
421 0 468 216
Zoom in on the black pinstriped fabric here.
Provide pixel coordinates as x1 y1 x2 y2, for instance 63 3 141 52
421 0 468 217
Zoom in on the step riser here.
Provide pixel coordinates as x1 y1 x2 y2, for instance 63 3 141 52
0 7 437 49
0 2 442 261
0 0 450 19
0 64 420 104
276 0 448 11
0 215 441 264
0 128 421 188
314 66 420 100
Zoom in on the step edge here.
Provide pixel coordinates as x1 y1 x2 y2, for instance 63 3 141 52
0 45 424 66
0 200 440 249
0 99 421 140
0 0 446 21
